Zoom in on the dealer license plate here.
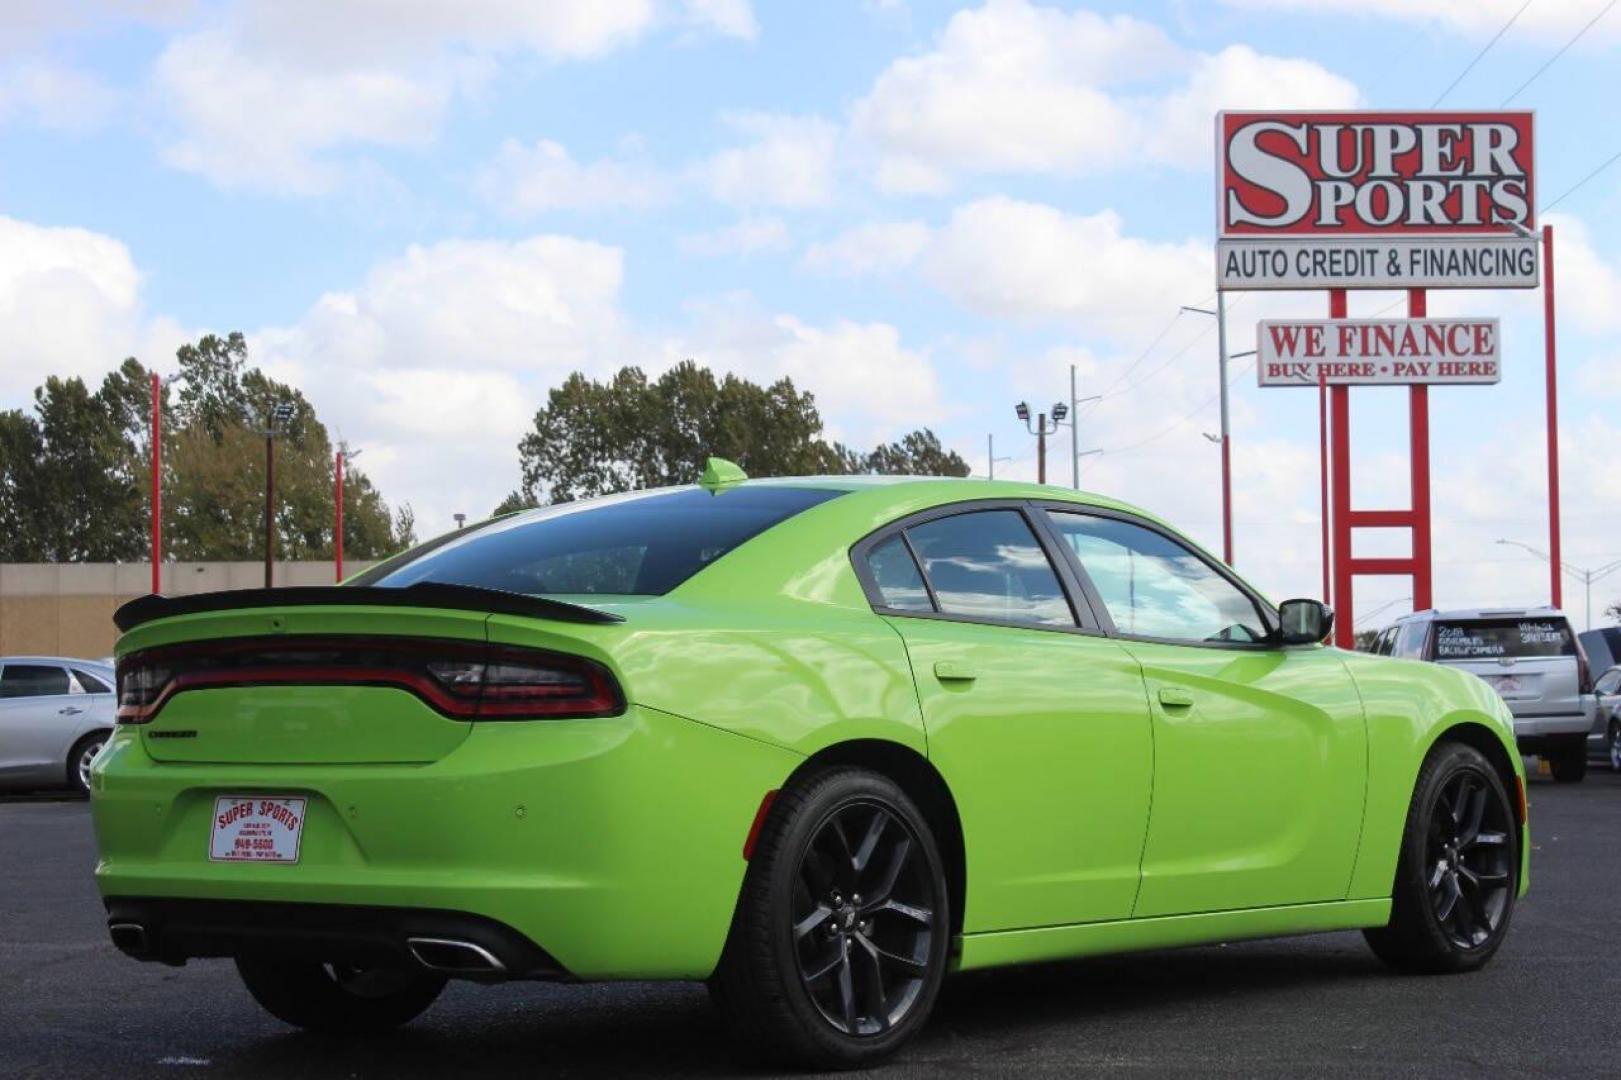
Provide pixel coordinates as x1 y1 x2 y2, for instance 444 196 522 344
209 795 306 863
1484 674 1523 694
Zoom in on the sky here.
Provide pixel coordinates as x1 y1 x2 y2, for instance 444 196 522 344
4 0 1621 630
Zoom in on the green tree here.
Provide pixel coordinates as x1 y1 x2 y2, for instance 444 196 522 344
517 361 963 504
857 429 970 477
0 334 415 565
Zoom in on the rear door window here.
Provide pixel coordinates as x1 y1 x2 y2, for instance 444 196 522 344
0 665 71 698
864 535 934 612
1433 618 1576 660
902 511 1074 627
72 669 112 695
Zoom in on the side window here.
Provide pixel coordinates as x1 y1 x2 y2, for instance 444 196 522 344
72 668 112 695
903 511 1073 627
864 535 934 612
1394 620 1429 658
0 664 72 698
1595 669 1621 695
1377 627 1397 656
1046 512 1268 644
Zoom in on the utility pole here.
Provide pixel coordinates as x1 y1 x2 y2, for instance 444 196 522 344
986 434 1011 480
1056 364 1102 489
263 403 295 589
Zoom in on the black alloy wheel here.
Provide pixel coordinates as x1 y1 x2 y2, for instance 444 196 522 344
792 800 936 1037
709 767 950 1070
1424 769 1514 950
1364 740 1519 974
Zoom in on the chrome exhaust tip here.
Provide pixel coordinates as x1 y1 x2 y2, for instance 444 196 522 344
109 921 149 956
405 936 507 975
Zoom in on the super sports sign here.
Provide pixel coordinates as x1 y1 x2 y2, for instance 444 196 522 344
1216 111 1538 290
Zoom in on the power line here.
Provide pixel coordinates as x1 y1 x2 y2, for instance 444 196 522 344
1432 0 1535 107
1083 308 1191 412
1107 356 1259 456
1501 0 1619 104
1540 144 1621 213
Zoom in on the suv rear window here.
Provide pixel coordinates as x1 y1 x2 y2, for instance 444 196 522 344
352 486 843 597
1433 618 1576 660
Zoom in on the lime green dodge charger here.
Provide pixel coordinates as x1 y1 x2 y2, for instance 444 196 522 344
94 469 1528 1069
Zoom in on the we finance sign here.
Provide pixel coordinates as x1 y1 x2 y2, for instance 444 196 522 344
1256 318 1501 387
1217 112 1538 290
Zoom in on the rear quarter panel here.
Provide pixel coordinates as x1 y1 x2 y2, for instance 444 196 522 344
1340 651 1529 900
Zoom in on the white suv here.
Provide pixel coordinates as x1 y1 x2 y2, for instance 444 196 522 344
1372 607 1593 782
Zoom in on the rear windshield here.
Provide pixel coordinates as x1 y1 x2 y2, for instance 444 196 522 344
1433 618 1576 660
351 486 843 597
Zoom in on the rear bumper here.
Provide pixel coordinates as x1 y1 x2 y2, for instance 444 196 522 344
105 896 567 979
91 704 802 980
1511 713 1590 743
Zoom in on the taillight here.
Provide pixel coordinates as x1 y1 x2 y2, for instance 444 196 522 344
1575 637 1594 695
116 637 623 724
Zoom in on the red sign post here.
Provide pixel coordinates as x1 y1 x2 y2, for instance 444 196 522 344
1216 111 1543 644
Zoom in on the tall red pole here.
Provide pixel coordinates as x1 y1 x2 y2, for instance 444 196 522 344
1409 288 1433 611
1543 224 1562 610
335 450 345 583
1329 288 1352 647
149 372 161 595
1318 365 1329 604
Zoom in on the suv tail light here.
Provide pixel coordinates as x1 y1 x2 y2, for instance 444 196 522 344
1576 637 1594 695
117 637 622 724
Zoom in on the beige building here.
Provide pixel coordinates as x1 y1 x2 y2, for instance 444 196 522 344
0 562 377 661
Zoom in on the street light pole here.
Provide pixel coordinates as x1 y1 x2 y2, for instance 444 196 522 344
1181 300 1239 565
263 403 295 589
1495 539 1621 630
1015 401 1066 485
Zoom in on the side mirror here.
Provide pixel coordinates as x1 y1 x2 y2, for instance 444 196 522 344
1278 598 1334 645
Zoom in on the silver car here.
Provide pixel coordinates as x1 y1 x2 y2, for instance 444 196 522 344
0 657 117 795
1378 607 1594 782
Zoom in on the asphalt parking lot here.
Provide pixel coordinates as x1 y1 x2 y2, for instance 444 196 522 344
3 771 1618 1079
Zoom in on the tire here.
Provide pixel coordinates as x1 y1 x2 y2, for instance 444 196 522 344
1608 721 1621 772
1548 747 1587 783
709 767 950 1070
1364 741 1519 974
234 954 446 1032
66 732 108 797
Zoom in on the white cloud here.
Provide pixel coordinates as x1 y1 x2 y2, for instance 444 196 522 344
920 197 1209 340
0 61 116 131
1542 212 1621 336
694 112 839 209
680 0 759 40
152 29 482 194
668 295 947 440
849 0 1357 192
475 138 670 215
147 1 756 195
803 221 931 276
251 233 636 528
679 216 790 257
0 216 186 401
1221 0 1621 40
1143 44 1359 167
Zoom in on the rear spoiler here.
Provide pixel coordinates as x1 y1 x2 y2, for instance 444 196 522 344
113 583 625 633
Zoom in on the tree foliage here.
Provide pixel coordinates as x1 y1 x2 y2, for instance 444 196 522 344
514 361 969 507
0 334 414 564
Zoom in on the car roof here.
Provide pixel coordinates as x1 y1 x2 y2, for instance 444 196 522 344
0 656 115 669
1390 606 1568 623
